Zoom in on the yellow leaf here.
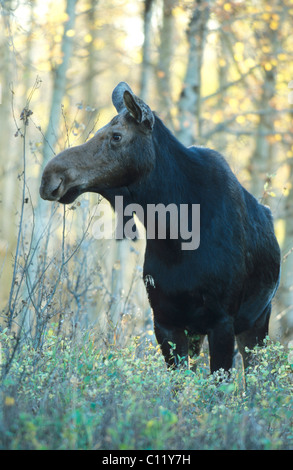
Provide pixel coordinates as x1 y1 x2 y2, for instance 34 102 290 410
228 98 238 109
5 397 15 406
270 20 279 30
38 62 52 72
54 34 62 43
236 115 246 124
146 419 156 429
224 3 232 11
244 57 255 68
234 42 244 53
234 53 243 62
84 33 93 43
66 29 75 37
212 110 223 123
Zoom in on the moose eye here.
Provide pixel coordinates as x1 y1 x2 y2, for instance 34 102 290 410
112 133 122 142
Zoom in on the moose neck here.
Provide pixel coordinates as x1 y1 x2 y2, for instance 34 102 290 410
121 117 203 253
128 116 201 210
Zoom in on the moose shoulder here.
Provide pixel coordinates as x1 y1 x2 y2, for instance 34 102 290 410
40 82 281 374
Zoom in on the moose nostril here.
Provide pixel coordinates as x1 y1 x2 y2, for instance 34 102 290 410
51 178 63 198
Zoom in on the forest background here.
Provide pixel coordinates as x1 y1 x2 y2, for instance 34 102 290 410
1 0 293 451
1 0 293 349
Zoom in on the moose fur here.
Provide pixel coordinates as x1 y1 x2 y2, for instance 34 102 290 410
40 82 281 373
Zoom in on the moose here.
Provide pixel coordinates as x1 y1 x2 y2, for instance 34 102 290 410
40 82 281 374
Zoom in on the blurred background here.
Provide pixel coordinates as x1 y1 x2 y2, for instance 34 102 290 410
0 0 293 347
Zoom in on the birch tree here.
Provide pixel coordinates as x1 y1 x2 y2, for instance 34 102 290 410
250 68 277 201
157 0 176 128
15 0 77 336
43 0 77 165
83 0 100 108
277 98 293 342
176 0 210 147
140 0 155 101
279 157 293 343
0 1 18 306
250 14 279 202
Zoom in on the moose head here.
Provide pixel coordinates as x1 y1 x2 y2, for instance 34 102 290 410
39 82 156 204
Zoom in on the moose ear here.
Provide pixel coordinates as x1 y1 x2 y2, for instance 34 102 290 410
112 82 154 131
123 90 154 131
112 82 133 113
123 91 142 122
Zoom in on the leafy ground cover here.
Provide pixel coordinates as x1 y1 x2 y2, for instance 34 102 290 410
0 328 292 450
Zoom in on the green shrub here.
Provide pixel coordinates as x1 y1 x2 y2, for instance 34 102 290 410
0 329 292 450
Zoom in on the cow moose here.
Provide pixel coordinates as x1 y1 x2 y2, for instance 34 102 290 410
40 82 281 374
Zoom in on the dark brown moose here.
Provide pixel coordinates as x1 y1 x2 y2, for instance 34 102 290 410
40 82 281 374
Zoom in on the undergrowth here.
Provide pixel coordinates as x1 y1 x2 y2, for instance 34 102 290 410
0 329 292 450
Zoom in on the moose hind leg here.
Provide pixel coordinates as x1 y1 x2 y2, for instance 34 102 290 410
208 318 235 373
236 303 271 370
154 320 189 369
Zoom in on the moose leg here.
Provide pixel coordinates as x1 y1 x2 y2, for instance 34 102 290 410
208 318 235 373
154 320 189 369
236 303 271 370
188 334 205 372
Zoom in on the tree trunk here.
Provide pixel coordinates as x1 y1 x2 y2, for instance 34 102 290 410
0 2 18 307
277 101 293 343
214 31 229 154
43 0 77 164
250 67 277 201
278 158 293 342
84 0 100 109
140 0 154 102
176 0 210 147
156 0 175 128
19 0 77 338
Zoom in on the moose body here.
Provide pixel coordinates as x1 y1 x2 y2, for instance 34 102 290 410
40 82 281 373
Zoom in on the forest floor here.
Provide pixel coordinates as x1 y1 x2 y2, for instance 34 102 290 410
0 328 292 450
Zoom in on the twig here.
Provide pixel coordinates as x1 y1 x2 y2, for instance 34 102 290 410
7 94 27 328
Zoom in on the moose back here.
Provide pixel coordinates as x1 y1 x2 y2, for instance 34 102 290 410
40 82 281 373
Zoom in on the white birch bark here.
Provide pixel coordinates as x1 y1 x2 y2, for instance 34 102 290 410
278 152 293 343
18 0 77 337
42 0 77 165
140 0 154 102
0 4 17 306
157 0 175 128
176 0 209 147
250 67 276 201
